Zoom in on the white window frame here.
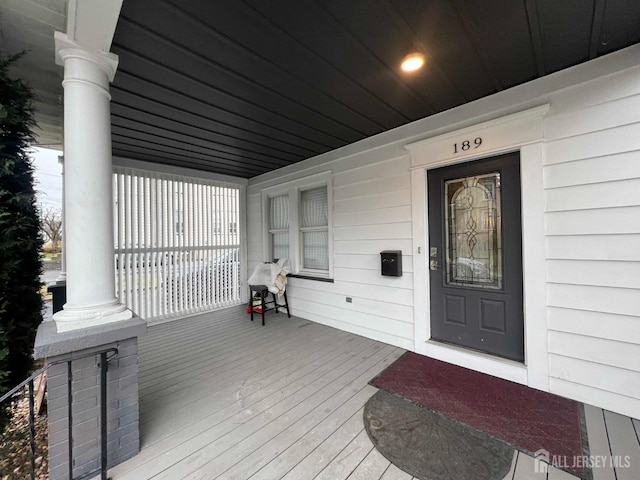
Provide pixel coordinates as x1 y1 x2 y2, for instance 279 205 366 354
261 171 333 279
266 193 290 262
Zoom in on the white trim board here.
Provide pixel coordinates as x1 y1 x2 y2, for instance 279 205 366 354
407 105 549 391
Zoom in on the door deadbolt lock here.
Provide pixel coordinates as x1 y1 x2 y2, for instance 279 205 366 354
430 260 440 271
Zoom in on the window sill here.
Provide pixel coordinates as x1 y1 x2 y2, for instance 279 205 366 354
288 274 334 283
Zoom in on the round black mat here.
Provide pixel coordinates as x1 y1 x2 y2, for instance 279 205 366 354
364 390 515 480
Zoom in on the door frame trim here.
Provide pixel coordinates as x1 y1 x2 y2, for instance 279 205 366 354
406 105 549 391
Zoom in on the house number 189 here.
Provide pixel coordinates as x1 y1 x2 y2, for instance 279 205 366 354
453 137 482 154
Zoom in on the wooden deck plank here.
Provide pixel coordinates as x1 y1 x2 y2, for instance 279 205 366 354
159 345 400 479
347 447 391 480
248 388 378 480
139 316 316 387
512 453 548 480
138 326 354 407
139 325 362 423
547 466 579 479
139 309 258 358
281 408 367 479
109 306 638 480
138 318 307 381
501 450 519 480
112 334 382 478
314 429 375 480
139 335 375 447
379 463 413 480
584 404 616 480
602 410 640 480
218 385 381 479
633 418 640 444
139 312 306 368
142 323 355 398
140 326 350 407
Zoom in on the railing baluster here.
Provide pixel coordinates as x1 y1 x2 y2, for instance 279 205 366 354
28 378 36 480
112 168 242 321
68 360 73 480
99 352 108 480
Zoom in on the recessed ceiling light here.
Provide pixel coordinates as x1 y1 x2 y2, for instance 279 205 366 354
401 52 425 72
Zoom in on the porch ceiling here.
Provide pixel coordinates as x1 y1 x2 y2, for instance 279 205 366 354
2 2 639 177
109 0 640 178
0 0 66 149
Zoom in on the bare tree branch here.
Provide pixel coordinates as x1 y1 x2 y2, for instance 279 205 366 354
40 207 62 251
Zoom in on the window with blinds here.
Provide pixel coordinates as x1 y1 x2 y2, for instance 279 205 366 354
269 194 289 261
300 187 329 271
262 171 333 279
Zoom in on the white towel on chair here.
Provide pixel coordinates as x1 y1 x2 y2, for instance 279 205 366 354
248 259 291 297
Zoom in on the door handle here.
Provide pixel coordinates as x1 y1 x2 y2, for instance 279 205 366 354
430 260 440 271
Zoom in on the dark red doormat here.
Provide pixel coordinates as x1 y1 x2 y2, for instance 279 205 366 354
370 352 590 478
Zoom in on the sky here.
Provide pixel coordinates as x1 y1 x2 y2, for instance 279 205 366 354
31 147 63 211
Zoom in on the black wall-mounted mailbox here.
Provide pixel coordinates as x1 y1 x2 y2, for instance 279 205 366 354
380 250 402 276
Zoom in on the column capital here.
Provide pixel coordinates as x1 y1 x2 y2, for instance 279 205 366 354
54 32 119 83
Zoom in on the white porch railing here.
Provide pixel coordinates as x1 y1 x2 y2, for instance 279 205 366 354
113 167 241 321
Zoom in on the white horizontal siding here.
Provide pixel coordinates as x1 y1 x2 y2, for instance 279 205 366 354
546 206 640 235
548 331 640 372
546 235 640 261
549 354 640 406
246 48 640 417
544 93 640 141
547 259 640 289
288 306 414 351
247 154 414 349
333 173 410 202
334 189 412 215
543 150 640 188
289 298 413 339
333 267 412 289
544 121 640 164
334 205 412 227
285 285 413 323
334 253 413 272
550 378 640 421
287 277 413 307
334 239 413 255
548 307 640 344
547 283 640 317
332 156 410 187
545 178 640 212
246 192 263 275
334 223 412 241
543 77 640 418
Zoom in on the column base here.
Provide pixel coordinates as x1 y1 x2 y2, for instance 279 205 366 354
53 299 133 332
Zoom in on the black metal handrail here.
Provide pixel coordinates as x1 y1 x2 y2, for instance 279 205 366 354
0 347 118 480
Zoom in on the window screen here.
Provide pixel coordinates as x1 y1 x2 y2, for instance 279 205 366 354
300 187 328 270
269 194 289 261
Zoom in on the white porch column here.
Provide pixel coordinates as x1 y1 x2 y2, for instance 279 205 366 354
55 154 66 283
53 32 132 331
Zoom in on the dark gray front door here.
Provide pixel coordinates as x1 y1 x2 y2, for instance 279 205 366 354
427 153 524 361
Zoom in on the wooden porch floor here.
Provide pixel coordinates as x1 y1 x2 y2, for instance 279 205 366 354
109 306 640 480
